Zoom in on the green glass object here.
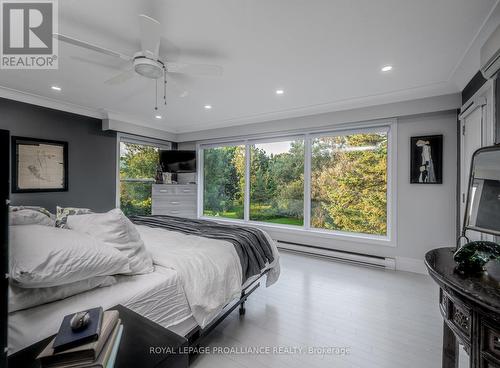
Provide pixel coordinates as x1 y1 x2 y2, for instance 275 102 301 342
454 241 500 274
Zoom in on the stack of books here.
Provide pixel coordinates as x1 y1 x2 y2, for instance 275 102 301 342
37 307 123 368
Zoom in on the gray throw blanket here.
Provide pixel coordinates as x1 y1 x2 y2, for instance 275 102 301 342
130 215 275 283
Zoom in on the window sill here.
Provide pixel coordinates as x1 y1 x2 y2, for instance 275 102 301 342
199 215 395 247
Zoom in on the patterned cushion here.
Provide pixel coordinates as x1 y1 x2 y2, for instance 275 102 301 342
55 206 93 228
10 206 53 219
9 206 55 226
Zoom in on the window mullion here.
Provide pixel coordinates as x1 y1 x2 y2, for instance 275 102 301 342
304 134 312 230
244 142 250 222
197 145 203 219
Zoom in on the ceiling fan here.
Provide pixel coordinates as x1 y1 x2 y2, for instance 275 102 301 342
53 14 222 108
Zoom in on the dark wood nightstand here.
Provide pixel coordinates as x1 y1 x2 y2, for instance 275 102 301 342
8 304 189 368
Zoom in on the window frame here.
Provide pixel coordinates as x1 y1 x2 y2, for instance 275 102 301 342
116 133 172 208
197 119 397 246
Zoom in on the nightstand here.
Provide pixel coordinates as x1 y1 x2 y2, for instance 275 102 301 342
8 304 189 368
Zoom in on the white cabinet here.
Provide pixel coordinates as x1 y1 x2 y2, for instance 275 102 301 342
152 184 197 218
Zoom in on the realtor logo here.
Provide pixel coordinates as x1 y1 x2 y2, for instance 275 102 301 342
1 0 58 69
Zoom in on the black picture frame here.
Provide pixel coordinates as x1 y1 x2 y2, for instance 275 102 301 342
11 136 68 193
410 135 443 184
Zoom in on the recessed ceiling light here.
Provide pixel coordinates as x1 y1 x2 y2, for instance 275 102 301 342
51 85 61 91
381 65 393 72
275 89 284 95
155 115 162 119
204 105 212 110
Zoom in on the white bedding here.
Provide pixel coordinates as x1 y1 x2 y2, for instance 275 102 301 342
8 267 192 355
136 224 280 328
8 223 281 354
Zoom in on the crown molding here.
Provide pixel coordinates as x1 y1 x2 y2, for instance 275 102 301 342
0 85 105 119
103 117 177 142
0 85 178 139
176 93 461 142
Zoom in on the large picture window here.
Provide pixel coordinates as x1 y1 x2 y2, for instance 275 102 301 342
203 145 245 219
119 137 171 216
200 124 393 240
250 139 304 225
311 131 388 235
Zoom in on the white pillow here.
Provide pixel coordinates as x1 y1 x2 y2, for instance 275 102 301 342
9 209 55 226
9 276 116 313
10 225 130 288
67 209 154 275
55 206 93 228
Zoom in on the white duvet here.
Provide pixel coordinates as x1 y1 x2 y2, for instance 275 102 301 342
136 224 280 328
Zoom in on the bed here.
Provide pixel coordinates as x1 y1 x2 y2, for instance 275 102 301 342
8 215 280 355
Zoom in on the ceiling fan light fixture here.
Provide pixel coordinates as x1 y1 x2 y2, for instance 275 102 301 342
133 57 164 79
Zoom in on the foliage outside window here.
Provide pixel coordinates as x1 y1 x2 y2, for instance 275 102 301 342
201 127 390 238
120 142 160 216
250 140 304 226
311 132 388 236
203 145 245 219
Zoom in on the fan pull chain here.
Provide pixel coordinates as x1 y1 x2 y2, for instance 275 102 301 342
155 79 158 110
164 69 167 106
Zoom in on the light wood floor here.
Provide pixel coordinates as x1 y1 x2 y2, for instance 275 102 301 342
191 251 443 368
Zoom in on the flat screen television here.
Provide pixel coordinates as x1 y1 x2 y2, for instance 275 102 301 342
160 150 196 173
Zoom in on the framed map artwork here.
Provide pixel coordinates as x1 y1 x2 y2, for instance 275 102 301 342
11 137 68 193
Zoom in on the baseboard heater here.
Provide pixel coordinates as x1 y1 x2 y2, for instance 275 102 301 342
276 241 396 270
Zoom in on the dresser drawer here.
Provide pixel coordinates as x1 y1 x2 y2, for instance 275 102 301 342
152 207 197 218
152 185 176 195
175 186 196 195
152 185 197 196
152 196 196 208
482 320 500 363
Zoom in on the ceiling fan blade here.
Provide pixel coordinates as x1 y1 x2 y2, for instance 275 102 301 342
139 14 161 58
70 55 127 71
104 67 136 85
166 62 223 76
54 33 133 61
167 75 190 98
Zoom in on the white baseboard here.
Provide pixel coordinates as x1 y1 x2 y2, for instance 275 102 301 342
277 241 428 275
277 241 395 270
395 257 427 275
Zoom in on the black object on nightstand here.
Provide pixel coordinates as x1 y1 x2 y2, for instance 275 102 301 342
8 304 189 368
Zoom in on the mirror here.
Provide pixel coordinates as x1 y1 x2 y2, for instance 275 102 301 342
464 146 500 237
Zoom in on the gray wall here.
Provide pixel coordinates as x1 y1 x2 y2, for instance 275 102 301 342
0 98 117 213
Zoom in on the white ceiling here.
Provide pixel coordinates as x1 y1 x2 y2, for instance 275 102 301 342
0 0 498 134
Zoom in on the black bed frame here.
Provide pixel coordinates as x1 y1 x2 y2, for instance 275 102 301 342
185 269 270 350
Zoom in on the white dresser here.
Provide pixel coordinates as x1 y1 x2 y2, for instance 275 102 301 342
151 184 197 218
